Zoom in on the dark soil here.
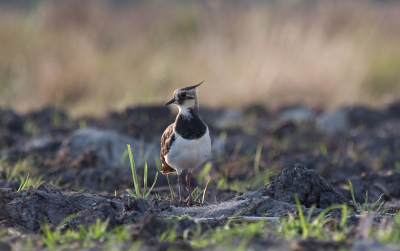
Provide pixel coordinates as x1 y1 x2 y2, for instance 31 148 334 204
1 103 400 250
261 163 348 208
0 165 321 233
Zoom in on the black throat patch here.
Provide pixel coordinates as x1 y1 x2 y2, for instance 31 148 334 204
174 109 207 140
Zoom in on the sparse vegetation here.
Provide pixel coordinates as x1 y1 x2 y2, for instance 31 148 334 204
278 196 350 241
17 172 29 192
349 180 385 214
39 217 134 251
2 157 61 191
126 144 158 198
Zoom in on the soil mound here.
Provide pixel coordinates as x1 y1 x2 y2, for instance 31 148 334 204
261 163 348 208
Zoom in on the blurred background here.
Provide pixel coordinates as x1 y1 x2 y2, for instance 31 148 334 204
0 0 400 116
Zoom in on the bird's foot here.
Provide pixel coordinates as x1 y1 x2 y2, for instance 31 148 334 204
178 197 186 205
185 197 202 206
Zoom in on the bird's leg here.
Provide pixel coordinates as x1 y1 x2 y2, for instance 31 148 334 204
177 173 183 203
185 171 196 206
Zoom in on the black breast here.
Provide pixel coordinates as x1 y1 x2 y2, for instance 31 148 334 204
174 109 207 140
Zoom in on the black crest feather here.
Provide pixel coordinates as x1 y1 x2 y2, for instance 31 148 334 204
179 80 204 91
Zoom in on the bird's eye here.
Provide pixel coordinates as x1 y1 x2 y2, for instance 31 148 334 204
181 93 187 98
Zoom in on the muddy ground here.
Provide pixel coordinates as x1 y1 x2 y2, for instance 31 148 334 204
1 103 400 250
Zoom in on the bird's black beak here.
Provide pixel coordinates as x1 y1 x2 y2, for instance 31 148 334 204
164 98 176 106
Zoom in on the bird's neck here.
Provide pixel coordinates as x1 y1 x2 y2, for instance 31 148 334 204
175 107 207 139
178 105 199 118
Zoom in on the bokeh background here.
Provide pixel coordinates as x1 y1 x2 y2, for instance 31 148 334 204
1 0 400 116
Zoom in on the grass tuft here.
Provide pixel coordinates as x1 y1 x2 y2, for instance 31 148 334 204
17 173 29 192
125 144 158 198
349 180 385 214
278 195 350 240
40 216 132 250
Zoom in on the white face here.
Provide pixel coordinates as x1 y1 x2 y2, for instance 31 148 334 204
178 98 196 109
174 89 197 116
175 90 196 105
165 83 202 113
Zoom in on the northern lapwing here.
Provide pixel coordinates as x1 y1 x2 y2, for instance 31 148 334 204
160 81 211 206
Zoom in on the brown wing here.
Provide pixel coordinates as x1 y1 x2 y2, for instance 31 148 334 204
160 123 176 174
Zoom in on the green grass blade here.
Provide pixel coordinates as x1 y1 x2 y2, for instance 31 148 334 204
202 177 211 204
55 213 78 232
154 157 162 171
194 190 203 201
34 175 44 188
145 172 158 198
40 222 54 248
349 180 363 213
127 144 140 198
319 143 328 156
191 187 198 196
376 200 385 214
126 189 137 198
198 162 212 183
21 173 30 190
53 175 63 186
166 174 174 200
306 205 315 223
254 143 262 177
78 225 89 238
363 191 368 212
18 173 29 192
143 143 156 165
159 230 168 242
395 161 400 172
120 149 129 166
340 205 348 228
143 163 148 197
217 178 225 189
295 195 308 238
371 193 385 211
264 170 271 186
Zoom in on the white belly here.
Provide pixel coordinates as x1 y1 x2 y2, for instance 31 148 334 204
165 129 211 174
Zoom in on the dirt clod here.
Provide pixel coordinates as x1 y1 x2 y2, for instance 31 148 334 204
261 163 348 208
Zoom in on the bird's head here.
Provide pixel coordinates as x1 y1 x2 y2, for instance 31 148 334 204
165 81 204 114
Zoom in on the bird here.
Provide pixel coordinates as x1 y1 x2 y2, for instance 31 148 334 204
160 81 211 206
